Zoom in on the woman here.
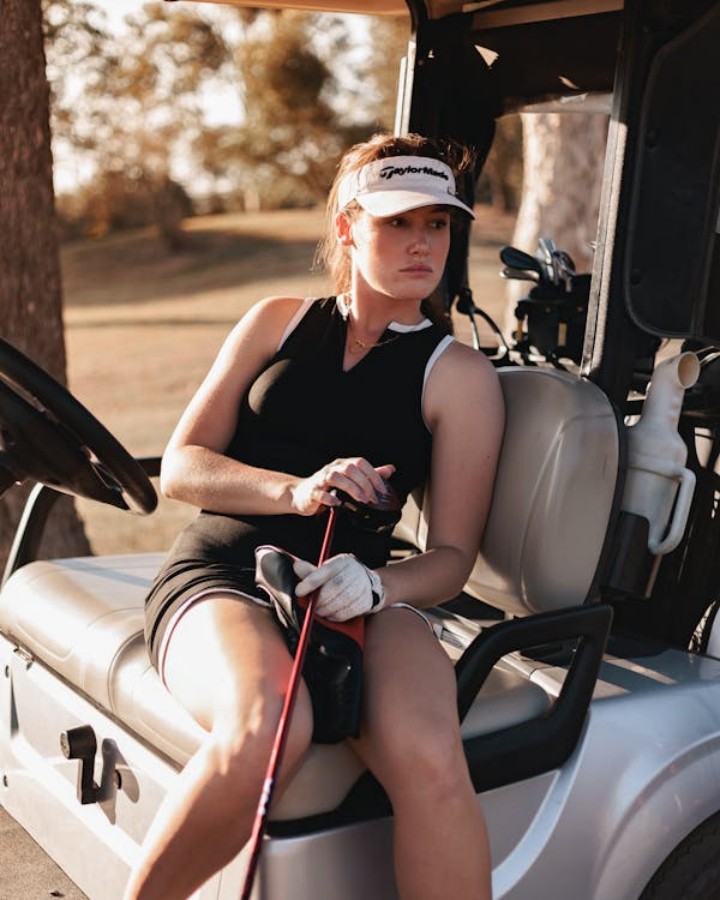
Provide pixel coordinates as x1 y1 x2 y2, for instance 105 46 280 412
126 133 504 900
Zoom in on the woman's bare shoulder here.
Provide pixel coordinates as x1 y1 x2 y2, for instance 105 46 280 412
221 295 308 345
434 338 501 390
424 339 504 430
241 295 310 327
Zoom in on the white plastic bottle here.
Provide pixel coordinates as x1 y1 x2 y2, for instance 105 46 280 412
621 351 700 555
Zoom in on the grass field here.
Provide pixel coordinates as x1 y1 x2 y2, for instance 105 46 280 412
62 206 516 554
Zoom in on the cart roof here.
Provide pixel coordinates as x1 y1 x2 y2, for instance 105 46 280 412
184 0 622 22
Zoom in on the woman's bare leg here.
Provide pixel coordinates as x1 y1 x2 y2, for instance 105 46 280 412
124 596 313 900
350 608 492 900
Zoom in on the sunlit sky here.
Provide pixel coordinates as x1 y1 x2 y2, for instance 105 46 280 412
95 0 167 29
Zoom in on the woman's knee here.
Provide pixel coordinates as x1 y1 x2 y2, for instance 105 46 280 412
372 716 468 798
209 685 314 788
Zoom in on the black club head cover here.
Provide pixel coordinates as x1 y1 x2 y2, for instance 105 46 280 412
255 545 364 744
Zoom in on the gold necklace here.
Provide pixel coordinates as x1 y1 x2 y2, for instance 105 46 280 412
340 295 402 354
347 319 392 354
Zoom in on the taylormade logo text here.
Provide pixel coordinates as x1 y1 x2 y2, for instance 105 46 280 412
379 164 450 185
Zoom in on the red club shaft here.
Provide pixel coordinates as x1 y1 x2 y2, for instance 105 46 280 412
240 506 337 899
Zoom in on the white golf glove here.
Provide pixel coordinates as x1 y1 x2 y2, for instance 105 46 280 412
293 553 386 622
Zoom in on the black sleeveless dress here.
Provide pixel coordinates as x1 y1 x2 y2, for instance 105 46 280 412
144 296 451 665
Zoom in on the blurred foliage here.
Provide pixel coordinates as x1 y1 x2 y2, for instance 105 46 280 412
56 170 193 243
196 11 373 209
46 2 521 244
43 0 109 145
46 1 231 246
366 16 411 131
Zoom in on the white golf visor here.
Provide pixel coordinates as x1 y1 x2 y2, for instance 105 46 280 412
337 155 475 219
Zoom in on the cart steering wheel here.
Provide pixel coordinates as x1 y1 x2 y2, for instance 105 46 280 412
0 338 157 514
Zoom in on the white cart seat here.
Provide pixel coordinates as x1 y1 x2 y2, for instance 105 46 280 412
397 367 621 616
0 552 550 822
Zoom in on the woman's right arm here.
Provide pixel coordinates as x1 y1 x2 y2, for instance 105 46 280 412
160 296 392 517
160 295 308 516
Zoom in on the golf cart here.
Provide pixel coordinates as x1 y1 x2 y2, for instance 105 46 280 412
1 0 720 896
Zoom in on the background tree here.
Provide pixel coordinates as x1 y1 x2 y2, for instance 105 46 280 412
366 16 410 131
53 2 231 248
51 6 378 226
512 112 609 273
198 11 373 209
478 116 523 213
98 4 229 247
43 0 109 160
0 0 90 572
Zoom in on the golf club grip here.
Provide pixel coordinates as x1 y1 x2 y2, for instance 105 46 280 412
240 507 337 900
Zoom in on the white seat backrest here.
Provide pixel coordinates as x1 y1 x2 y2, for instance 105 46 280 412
397 367 621 616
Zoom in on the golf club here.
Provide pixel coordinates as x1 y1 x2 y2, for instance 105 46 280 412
500 245 545 278
552 249 576 291
537 237 559 285
501 265 540 283
240 504 338 900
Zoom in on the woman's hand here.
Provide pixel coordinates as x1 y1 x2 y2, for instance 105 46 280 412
290 458 395 517
293 554 386 621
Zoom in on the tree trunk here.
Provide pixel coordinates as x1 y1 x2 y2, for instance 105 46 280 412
0 0 90 572
513 112 609 268
505 113 609 328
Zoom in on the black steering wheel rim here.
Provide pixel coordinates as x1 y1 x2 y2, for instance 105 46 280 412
0 338 156 514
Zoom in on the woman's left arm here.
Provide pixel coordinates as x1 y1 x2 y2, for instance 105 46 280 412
378 342 505 609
